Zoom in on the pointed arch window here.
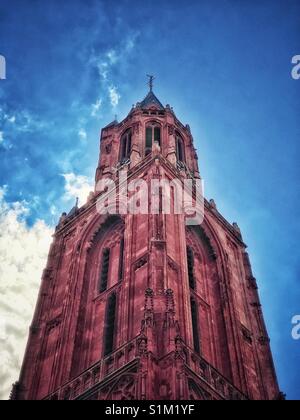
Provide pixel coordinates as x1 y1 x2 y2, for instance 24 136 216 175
187 246 195 290
120 129 132 162
99 248 110 293
191 297 200 354
145 122 161 155
176 134 185 163
104 293 117 356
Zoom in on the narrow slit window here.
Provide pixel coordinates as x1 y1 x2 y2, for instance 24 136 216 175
120 129 132 162
99 248 110 293
187 246 195 290
154 126 161 144
176 135 185 163
191 298 200 354
146 127 153 154
104 293 117 356
118 237 125 281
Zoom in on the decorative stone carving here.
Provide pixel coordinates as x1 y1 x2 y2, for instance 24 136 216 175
209 199 217 209
138 335 148 355
168 125 175 136
248 276 258 290
167 257 179 272
134 255 148 270
158 380 172 399
106 375 136 400
250 302 262 308
46 317 61 332
188 378 209 400
133 122 140 134
241 326 253 344
105 143 112 154
165 289 175 314
258 336 270 346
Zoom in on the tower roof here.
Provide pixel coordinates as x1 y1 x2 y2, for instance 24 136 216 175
103 118 118 129
139 90 164 110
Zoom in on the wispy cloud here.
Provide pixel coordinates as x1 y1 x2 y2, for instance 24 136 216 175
91 98 102 117
109 85 121 108
88 32 138 111
0 106 50 152
0 107 47 133
78 128 87 141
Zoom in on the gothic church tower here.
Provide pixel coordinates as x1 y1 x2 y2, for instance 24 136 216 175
12 82 282 400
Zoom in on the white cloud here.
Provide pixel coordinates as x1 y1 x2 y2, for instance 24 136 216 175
62 173 94 207
0 187 53 400
106 49 118 65
6 115 16 124
91 98 102 117
125 37 135 52
109 85 121 108
50 205 57 216
78 128 87 141
97 60 109 81
0 131 4 144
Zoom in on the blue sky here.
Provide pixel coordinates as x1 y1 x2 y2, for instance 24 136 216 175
0 0 299 399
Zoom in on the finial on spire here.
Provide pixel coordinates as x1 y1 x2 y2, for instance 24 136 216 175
75 197 79 208
147 74 155 92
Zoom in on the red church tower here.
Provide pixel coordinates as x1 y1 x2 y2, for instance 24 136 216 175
12 81 282 400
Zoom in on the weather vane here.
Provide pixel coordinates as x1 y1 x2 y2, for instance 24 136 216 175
147 74 155 92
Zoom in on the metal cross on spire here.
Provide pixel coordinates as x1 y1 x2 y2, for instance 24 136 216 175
147 74 155 92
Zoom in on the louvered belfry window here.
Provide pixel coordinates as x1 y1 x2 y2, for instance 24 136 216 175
145 123 161 155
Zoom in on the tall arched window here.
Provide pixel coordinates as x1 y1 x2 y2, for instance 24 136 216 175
99 248 110 293
120 129 132 162
176 134 185 162
187 246 195 290
145 122 161 155
104 293 117 356
191 297 200 354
